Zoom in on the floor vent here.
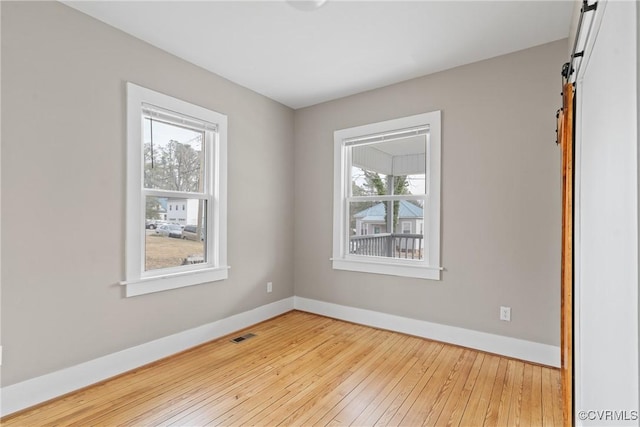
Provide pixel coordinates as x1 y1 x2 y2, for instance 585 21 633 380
231 333 256 343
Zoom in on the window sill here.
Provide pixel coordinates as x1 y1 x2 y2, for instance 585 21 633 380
332 258 441 280
124 266 229 297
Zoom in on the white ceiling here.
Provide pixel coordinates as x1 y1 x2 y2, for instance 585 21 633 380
62 0 574 109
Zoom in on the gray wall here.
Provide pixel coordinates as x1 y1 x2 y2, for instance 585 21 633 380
293 40 566 346
1 1 295 386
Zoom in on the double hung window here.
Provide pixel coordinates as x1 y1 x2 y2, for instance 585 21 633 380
332 111 441 280
125 83 228 296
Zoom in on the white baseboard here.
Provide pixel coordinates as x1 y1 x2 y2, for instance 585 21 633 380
1 295 560 417
293 297 560 368
0 297 295 417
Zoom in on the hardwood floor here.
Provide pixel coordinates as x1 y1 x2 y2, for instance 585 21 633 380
2 311 563 426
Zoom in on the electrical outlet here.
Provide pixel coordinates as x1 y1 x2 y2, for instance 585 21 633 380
500 306 511 322
267 282 273 293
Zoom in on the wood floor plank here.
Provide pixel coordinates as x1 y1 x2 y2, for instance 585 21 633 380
530 365 544 426
429 348 478 427
371 342 445 426
520 363 535 427
23 311 306 425
165 318 369 426
226 329 399 426
286 331 404 426
15 311 319 427
436 351 485 427
197 323 387 426
256 329 396 426
419 348 473 427
458 353 501 427
301 333 412 426
482 356 509 426
396 345 465 426
349 339 430 426
1 311 564 427
551 365 564 427
495 359 517 426
149 317 337 426
507 361 526 427
325 337 423 426
51 313 332 426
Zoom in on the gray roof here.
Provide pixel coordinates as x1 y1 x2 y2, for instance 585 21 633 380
354 200 423 221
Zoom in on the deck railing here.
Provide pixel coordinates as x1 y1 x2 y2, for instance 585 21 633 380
349 233 424 259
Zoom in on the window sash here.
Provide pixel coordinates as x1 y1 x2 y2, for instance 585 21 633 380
142 103 218 133
332 111 441 280
142 196 210 275
142 116 212 194
346 135 430 198
343 125 428 146
143 189 210 199
126 82 228 296
139 111 216 269
344 134 428 263
344 196 429 264
347 194 427 202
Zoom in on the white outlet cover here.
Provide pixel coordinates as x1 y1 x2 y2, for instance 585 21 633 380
500 306 511 321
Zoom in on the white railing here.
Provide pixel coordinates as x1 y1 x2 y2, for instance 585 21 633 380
349 233 424 259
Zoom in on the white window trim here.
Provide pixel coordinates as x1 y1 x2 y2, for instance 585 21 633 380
332 111 442 280
125 83 228 297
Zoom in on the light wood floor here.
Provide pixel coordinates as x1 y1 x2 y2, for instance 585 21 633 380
2 311 563 426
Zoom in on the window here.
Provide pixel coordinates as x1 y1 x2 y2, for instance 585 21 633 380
125 83 228 296
332 111 441 280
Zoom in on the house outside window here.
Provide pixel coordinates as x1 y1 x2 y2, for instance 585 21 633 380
125 83 228 296
332 111 441 280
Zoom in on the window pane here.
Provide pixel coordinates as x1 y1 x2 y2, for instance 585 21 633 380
350 134 426 196
145 196 207 271
349 199 424 260
351 165 390 196
143 118 205 192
